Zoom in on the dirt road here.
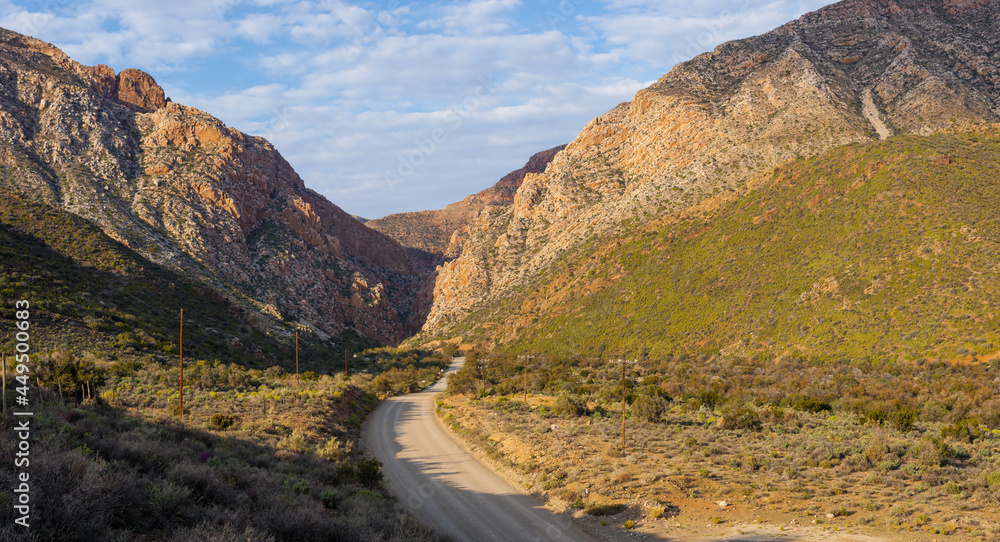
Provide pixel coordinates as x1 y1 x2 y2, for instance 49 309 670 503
364 357 596 542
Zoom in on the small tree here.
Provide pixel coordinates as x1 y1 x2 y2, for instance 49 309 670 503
553 393 588 416
632 393 668 423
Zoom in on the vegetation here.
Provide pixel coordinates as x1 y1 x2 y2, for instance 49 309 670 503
0 347 452 541
445 130 1000 363
0 187 373 368
440 352 1000 537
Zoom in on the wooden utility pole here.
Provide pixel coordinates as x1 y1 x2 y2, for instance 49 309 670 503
523 356 527 403
2 353 7 415
610 359 637 456
295 330 299 388
179 309 184 419
519 355 533 404
480 358 487 390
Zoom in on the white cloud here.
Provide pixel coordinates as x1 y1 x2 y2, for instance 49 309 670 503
418 0 522 35
584 0 834 67
0 0 839 217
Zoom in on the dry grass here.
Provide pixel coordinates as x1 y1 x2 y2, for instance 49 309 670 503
0 347 453 541
438 353 1000 540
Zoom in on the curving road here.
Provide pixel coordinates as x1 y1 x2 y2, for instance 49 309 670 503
364 357 596 542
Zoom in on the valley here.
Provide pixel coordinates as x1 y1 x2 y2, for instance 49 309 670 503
2 0 1000 540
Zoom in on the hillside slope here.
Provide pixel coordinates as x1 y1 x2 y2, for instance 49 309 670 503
0 186 371 365
423 0 1000 337
366 145 564 274
0 28 419 344
443 129 1000 361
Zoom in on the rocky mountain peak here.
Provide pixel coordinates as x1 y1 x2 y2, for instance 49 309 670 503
421 0 1000 337
82 64 168 111
366 145 566 274
0 25 419 344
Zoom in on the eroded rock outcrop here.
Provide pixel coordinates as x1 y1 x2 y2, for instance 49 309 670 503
422 0 1000 337
0 27 419 344
366 145 565 274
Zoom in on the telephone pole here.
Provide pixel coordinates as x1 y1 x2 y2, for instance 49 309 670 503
295 330 299 388
179 309 184 419
518 355 533 403
610 359 637 456
2 353 7 415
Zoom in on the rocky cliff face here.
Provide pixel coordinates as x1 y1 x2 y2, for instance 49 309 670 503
366 145 564 273
0 28 419 344
423 0 1000 336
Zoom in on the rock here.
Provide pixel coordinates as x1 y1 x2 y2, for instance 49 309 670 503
366 145 565 275
421 0 1000 341
0 26 421 344
83 64 118 99
116 68 166 110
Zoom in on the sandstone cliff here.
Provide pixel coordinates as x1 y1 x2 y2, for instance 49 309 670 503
366 145 564 273
0 27 419 344
422 0 1000 338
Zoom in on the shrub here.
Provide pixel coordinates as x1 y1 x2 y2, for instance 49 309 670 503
206 413 236 430
920 437 958 466
941 419 982 443
553 393 588 416
718 405 762 431
889 409 919 432
584 503 626 516
277 428 310 454
693 390 723 409
632 393 668 423
356 457 384 487
319 488 339 509
860 407 889 426
316 437 343 461
782 394 832 413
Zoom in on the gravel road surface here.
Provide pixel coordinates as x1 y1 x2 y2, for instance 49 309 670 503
364 357 596 542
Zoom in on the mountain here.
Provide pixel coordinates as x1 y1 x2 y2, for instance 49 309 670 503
366 145 565 274
0 184 365 364
0 28 420 345
420 0 1000 344
471 129 1000 360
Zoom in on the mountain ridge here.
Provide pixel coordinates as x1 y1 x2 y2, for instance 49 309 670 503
0 27 420 345
365 145 565 275
420 0 1000 340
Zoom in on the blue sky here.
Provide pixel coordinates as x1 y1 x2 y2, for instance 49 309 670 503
1 0 833 218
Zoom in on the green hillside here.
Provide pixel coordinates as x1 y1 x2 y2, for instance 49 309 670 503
456 129 1000 362
0 187 373 369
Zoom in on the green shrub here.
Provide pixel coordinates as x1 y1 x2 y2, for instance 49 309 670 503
207 413 236 430
782 394 832 413
718 405 762 431
553 393 588 416
584 503 626 516
632 393 668 423
320 488 339 509
356 457 384 487
941 419 982 443
889 409 919 432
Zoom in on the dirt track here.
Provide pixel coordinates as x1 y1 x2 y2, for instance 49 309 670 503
364 357 597 542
